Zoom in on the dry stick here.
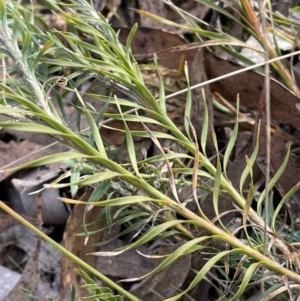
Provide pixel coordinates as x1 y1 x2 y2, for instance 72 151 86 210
259 0 271 296
165 50 300 100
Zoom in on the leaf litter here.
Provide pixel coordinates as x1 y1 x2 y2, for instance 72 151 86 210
2 1 300 301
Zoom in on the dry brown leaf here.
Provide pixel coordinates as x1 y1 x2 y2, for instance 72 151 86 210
204 52 300 133
173 0 210 24
117 27 189 69
94 206 155 280
0 213 41 234
137 0 210 34
3 240 40 301
96 239 155 279
3 194 43 301
0 213 20 233
117 28 300 132
59 189 105 301
129 243 191 301
0 140 62 181
138 0 168 29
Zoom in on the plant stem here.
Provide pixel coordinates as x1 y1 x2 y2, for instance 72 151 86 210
169 201 300 283
0 202 142 301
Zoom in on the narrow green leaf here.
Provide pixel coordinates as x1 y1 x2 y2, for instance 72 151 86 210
0 47 13 58
246 156 254 198
272 182 300 231
239 121 260 192
200 88 209 156
22 30 33 59
115 95 140 176
168 250 233 301
88 180 111 202
71 283 76 301
242 156 256 249
257 145 291 212
103 113 162 125
75 88 108 158
95 100 109 126
70 168 80 198
138 236 209 278
223 96 239 178
32 39 54 70
228 262 261 301
87 220 187 256
20 288 35 301
213 155 222 225
211 125 219 154
184 61 192 140
12 15 22 48
0 121 65 135
48 171 120 189
0 152 94 172
0 0 9 35
125 23 137 59
88 100 109 152
154 53 166 112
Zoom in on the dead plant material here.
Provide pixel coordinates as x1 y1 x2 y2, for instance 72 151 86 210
117 28 300 132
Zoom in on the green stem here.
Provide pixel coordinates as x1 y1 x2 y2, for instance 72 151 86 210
170 201 300 282
0 202 142 301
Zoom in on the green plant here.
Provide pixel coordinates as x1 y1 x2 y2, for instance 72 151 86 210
1 1 300 300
